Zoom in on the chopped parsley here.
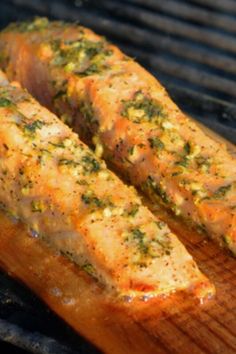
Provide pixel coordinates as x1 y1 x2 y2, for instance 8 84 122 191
50 37 112 76
58 154 101 176
121 91 167 124
125 224 173 259
183 141 191 155
202 184 232 202
213 184 231 199
148 137 165 150
143 176 170 205
127 204 139 217
24 120 45 134
175 141 192 168
81 192 104 208
175 156 189 168
130 228 148 255
81 155 101 173
195 155 211 172
80 101 97 125
49 141 65 149
58 158 78 167
0 97 12 107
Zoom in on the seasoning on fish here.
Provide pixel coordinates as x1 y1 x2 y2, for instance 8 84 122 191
0 18 235 255
0 72 214 299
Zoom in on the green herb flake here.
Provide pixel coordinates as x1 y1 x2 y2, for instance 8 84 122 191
148 137 165 150
31 200 46 213
82 263 96 277
50 37 112 77
195 155 211 172
121 91 167 125
155 220 166 230
143 176 170 205
0 97 12 107
128 146 134 155
24 120 45 134
49 141 65 149
58 159 78 167
127 204 139 217
81 192 104 208
130 228 148 255
213 184 231 199
174 141 192 168
58 154 100 175
76 179 89 186
81 155 101 173
183 142 191 155
175 157 189 168
80 101 97 125
78 63 100 77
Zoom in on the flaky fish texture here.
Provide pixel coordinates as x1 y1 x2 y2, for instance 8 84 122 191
0 18 235 255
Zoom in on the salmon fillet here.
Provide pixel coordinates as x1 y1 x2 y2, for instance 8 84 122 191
0 18 235 255
0 71 213 299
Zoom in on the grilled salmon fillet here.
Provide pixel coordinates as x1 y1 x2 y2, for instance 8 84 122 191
0 71 213 299
0 18 235 255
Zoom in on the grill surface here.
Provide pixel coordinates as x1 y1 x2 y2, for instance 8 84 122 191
0 271 99 353
0 1 235 353
1 0 236 143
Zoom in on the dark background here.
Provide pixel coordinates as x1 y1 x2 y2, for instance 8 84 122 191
0 1 235 353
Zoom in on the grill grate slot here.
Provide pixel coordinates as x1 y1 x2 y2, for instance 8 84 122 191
125 0 236 33
0 271 99 354
187 0 236 14
1 1 236 144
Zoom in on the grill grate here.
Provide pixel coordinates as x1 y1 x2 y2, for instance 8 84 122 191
0 1 235 353
0 0 235 143
0 271 99 353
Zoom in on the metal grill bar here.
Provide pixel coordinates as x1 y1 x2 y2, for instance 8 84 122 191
188 0 236 14
95 0 236 54
126 0 236 34
116 42 236 96
49 2 236 78
0 319 74 354
1 0 236 145
0 271 99 354
50 3 236 99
